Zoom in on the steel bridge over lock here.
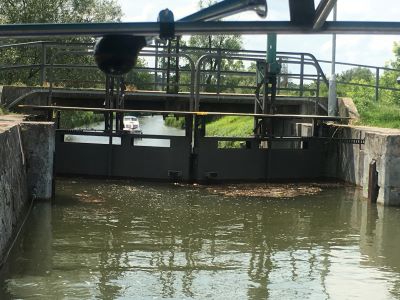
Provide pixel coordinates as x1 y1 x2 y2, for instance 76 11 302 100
0 41 354 182
2 0 400 182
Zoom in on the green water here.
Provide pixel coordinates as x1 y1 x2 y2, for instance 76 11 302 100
1 179 400 299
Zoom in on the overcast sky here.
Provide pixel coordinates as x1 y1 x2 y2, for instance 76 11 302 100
117 0 400 71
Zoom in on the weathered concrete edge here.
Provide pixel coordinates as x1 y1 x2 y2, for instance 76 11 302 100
327 124 400 206
0 118 54 267
20 122 55 200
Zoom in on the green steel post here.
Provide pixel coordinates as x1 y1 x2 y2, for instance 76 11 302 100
267 33 277 64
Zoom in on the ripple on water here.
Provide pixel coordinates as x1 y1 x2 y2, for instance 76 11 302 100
1 180 400 299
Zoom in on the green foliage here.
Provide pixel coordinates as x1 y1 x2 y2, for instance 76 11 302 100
59 111 104 129
186 33 244 93
0 0 122 86
332 48 400 128
338 67 374 82
175 0 245 93
0 0 122 23
206 116 254 148
125 58 154 90
357 103 400 128
164 116 186 129
206 116 253 137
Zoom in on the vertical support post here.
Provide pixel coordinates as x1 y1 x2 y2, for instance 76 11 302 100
375 68 380 102
161 47 166 91
277 58 281 93
266 34 278 137
40 43 47 86
266 34 277 65
299 54 304 97
166 40 172 93
109 76 114 132
174 37 181 94
216 48 221 95
253 34 280 139
155 41 159 91
115 76 125 131
368 160 379 204
56 111 61 129
266 33 278 115
328 3 338 116
185 114 195 182
104 75 110 131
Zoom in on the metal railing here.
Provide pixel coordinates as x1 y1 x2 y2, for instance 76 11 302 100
317 59 400 102
1 41 400 106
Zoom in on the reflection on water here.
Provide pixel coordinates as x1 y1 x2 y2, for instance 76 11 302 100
1 180 400 299
68 116 184 147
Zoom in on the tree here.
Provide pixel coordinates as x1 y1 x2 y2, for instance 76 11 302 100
379 42 400 105
337 67 374 83
0 0 122 24
182 0 244 92
0 0 123 86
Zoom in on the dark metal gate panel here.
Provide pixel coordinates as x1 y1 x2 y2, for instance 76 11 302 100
55 131 191 180
195 137 268 181
195 137 325 181
267 150 324 179
112 135 191 179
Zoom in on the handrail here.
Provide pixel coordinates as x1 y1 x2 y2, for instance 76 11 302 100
1 41 400 104
6 89 48 109
46 48 196 111
193 52 327 111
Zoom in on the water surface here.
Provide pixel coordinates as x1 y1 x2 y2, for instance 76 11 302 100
1 180 400 299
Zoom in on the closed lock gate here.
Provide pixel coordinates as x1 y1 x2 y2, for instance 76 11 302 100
54 113 354 182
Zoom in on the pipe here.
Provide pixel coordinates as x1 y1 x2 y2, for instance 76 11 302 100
1 21 400 38
179 0 267 22
313 0 337 30
328 4 337 116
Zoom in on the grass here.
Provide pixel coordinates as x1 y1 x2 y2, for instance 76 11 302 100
164 115 254 148
163 101 400 137
206 116 254 137
164 115 254 137
357 102 400 129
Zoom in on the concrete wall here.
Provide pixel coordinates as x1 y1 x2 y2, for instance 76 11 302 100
0 116 54 266
0 119 28 265
327 125 400 206
20 122 55 200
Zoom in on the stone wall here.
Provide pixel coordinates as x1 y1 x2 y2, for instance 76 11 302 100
0 116 54 266
0 120 28 265
327 125 400 206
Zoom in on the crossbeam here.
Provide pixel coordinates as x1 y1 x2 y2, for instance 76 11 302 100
18 104 349 121
0 21 400 38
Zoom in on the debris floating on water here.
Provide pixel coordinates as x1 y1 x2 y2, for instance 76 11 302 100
205 182 345 198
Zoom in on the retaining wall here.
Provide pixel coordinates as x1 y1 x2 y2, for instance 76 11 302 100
327 125 400 206
0 115 54 266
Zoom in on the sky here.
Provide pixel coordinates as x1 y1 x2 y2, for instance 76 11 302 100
117 0 400 73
